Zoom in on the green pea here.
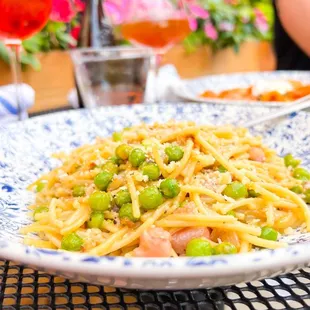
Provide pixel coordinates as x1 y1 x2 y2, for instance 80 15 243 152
89 191 111 211
304 189 310 204
260 226 278 241
248 189 260 198
226 210 236 217
112 132 122 142
87 211 105 229
160 178 180 198
72 185 85 197
33 206 49 221
218 165 227 173
165 145 184 163
214 242 237 255
141 163 161 181
293 167 310 181
36 181 46 193
222 182 248 199
290 186 303 194
109 156 123 166
284 154 301 168
139 186 164 210
115 144 132 160
114 189 132 207
101 161 118 175
61 232 83 251
94 171 113 191
129 148 146 167
119 203 138 222
185 238 213 257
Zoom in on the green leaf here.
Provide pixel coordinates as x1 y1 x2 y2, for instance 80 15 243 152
0 42 41 70
233 44 240 53
55 32 77 47
71 19 79 28
46 21 66 33
0 41 10 64
40 33 52 52
118 39 131 46
238 6 255 21
183 30 205 54
22 34 44 53
20 53 41 71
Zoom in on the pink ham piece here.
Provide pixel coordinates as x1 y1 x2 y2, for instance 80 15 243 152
171 227 210 255
210 229 240 249
174 202 196 214
133 227 173 257
249 147 266 162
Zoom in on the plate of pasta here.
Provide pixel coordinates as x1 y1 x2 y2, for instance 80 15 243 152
176 71 310 107
1 103 310 289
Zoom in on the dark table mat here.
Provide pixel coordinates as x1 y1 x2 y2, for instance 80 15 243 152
1 108 307 310
1 260 310 309
29 106 74 118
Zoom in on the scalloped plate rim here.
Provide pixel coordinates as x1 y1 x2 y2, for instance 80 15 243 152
0 240 310 278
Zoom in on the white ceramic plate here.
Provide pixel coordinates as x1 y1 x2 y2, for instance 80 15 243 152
0 103 310 290
175 71 310 107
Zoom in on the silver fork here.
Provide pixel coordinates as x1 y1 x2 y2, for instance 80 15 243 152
241 94 310 128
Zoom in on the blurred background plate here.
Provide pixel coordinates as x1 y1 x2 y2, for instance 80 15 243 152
175 71 310 107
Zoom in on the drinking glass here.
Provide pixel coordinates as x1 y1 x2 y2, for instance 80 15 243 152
71 47 153 108
116 0 191 103
0 0 52 120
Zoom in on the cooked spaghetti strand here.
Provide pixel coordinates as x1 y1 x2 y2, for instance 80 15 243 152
22 121 309 257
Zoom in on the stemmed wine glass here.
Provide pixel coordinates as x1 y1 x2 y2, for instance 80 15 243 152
0 0 53 120
117 0 191 103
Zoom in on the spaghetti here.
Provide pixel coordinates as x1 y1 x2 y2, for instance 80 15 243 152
23 121 310 257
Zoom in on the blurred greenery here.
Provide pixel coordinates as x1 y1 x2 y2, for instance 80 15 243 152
184 0 274 53
0 0 274 69
0 20 76 71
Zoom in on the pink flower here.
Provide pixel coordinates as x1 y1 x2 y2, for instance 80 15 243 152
254 8 269 33
70 26 80 40
179 0 209 30
122 0 177 22
104 0 180 24
182 0 199 4
188 4 209 19
75 0 85 12
50 0 84 22
188 18 198 31
104 0 129 24
68 25 80 48
204 22 218 40
218 21 234 32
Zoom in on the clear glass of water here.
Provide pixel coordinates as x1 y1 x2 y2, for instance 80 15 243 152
71 47 154 108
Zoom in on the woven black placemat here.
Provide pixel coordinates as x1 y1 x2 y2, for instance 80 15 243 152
1 261 310 309
29 106 74 118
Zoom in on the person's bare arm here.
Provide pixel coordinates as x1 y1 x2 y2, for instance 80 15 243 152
277 0 310 57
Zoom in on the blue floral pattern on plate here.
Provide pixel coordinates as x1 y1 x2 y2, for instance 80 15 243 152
0 103 310 290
